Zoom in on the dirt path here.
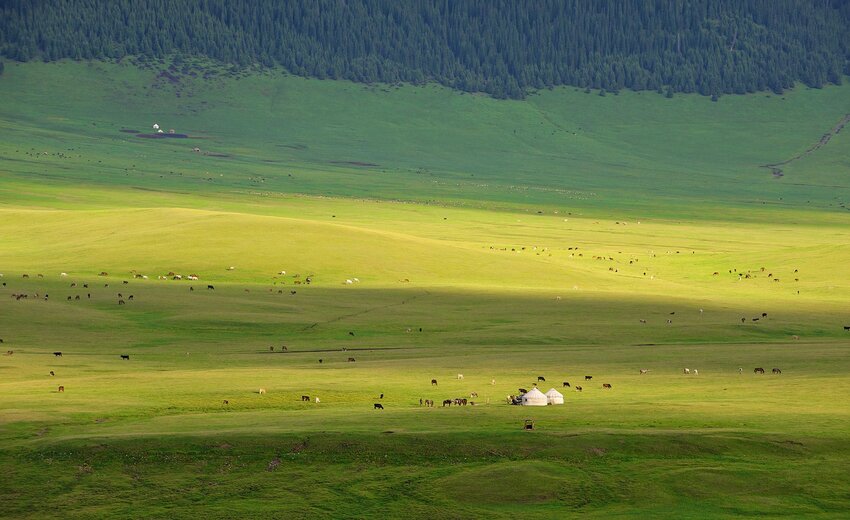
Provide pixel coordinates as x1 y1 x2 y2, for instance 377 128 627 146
762 113 850 177
300 291 429 331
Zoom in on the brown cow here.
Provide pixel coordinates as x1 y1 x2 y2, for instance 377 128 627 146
431 379 438 386
602 383 612 389
58 386 64 392
772 368 782 374
442 399 452 407
754 367 765 374
347 357 356 362
575 386 583 392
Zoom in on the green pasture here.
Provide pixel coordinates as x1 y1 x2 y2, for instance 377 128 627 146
0 61 849 518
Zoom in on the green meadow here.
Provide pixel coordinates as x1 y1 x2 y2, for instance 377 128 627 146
1 60 849 518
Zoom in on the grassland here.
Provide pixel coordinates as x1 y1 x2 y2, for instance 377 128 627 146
1 60 849 518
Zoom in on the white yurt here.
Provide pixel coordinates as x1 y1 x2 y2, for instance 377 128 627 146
545 388 564 405
521 387 549 406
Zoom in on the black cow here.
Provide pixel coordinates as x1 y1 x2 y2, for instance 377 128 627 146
584 375 592 381
120 354 130 360
53 351 62 357
431 379 438 386
537 376 546 382
562 381 570 387
207 285 215 290
374 403 384 410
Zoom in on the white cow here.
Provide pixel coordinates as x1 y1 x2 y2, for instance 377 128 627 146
457 373 464 380
345 279 353 285
693 369 699 375
684 368 690 374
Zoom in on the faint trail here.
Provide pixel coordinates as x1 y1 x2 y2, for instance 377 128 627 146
761 113 850 177
300 290 430 331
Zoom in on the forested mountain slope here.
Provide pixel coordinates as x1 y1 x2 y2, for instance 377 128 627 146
1 0 848 99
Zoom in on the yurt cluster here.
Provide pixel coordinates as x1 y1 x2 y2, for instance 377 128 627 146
509 387 564 406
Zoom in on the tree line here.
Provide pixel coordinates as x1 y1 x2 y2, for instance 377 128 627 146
1 0 847 98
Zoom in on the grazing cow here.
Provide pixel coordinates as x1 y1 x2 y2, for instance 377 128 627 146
693 369 698 375
128 295 134 301
470 392 478 398
537 376 545 382
22 274 29 278
347 357 356 362
123 281 129 285
58 386 64 392
53 351 62 357
318 359 323 364
772 368 782 374
491 379 496 385
67 296 72 301
562 381 570 387
99 272 108 276
258 388 266 394
754 367 765 374
602 383 612 389
738 367 743 374
49 370 54 376
584 375 592 381
639 369 649 375
222 400 229 405
457 373 464 380
374 403 384 410
281 346 287 351
301 395 310 401
844 326 850 331
425 399 434 407
118 299 125 305
74 295 80 300
270 346 274 352
431 379 438 386
120 354 130 360
683 368 690 374
315 397 320 403
639 319 647 324
741 318 746 323
3 350 12 356
575 386 583 392
190 287 194 291
518 388 528 394
762 313 768 318
348 331 355 336
443 399 452 407
207 285 215 290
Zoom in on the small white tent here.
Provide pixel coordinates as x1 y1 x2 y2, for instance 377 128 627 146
545 388 564 405
521 387 548 406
